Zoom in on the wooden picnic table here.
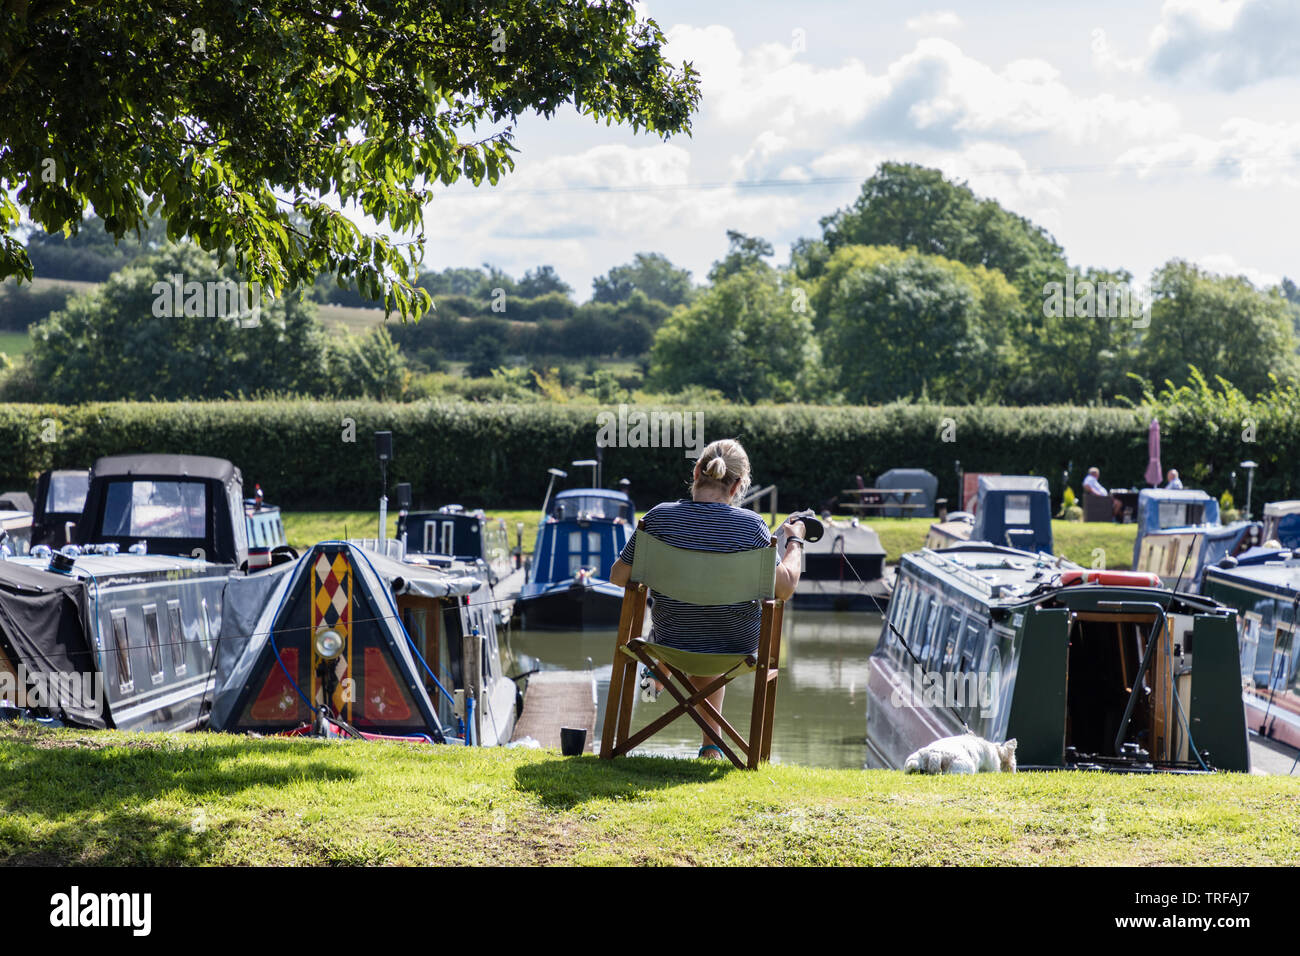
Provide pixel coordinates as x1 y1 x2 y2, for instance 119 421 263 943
841 487 926 516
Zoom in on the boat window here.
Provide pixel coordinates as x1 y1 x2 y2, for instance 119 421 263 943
111 609 133 693
551 495 631 522
1239 613 1259 681
1004 494 1032 526
167 600 187 676
1270 625 1294 692
47 473 89 513
941 611 964 670
101 480 207 538
960 622 982 672
914 596 936 663
200 597 214 656
143 605 164 684
888 581 909 635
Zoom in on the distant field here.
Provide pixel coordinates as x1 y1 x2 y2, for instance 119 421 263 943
0 332 32 357
18 276 101 296
317 302 395 335
282 508 540 554
868 516 1137 568
283 509 1137 567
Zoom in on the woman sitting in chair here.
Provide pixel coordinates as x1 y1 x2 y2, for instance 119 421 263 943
608 438 806 759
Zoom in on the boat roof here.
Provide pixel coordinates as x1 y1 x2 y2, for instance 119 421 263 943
1264 500 1300 517
1137 488 1214 504
978 475 1049 493
554 488 631 502
1206 557 1300 595
91 454 239 482
903 544 1066 603
4 552 221 576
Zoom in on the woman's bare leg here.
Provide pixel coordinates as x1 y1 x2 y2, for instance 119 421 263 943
686 675 726 755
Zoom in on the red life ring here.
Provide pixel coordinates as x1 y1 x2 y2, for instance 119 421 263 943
1058 569 1161 587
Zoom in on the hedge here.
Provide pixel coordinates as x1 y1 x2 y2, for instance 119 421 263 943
0 400 1288 512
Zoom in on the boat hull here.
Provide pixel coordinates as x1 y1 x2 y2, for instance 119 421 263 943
516 581 624 630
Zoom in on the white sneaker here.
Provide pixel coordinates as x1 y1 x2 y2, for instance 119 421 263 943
639 666 662 703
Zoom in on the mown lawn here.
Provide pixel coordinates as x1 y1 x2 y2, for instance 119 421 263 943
0 724 1295 866
282 511 1137 568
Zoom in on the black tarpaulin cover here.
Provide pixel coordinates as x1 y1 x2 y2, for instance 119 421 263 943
0 561 105 728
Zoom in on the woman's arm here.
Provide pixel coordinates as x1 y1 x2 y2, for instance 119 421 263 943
609 558 631 587
773 519 805 601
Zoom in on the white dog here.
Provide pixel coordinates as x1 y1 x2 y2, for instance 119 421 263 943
904 734 1017 774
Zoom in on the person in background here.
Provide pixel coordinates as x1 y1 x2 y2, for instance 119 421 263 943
1165 469 1184 490
1082 466 1108 497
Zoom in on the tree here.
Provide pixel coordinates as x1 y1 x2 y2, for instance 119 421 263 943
591 252 693 306
327 326 407 400
822 250 1017 404
26 244 332 401
1138 260 1298 398
22 212 164 281
708 231 775 282
818 163 1067 301
516 265 572 299
465 334 506 379
1 1 700 319
650 264 818 403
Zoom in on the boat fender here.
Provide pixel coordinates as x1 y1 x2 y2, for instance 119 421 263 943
1058 569 1161 587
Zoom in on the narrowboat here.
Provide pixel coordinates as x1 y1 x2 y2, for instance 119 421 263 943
516 488 633 630
32 468 90 549
794 518 892 611
210 540 519 746
1131 489 1253 585
1260 501 1300 550
1201 549 1300 752
0 454 252 731
398 504 526 626
924 476 1053 554
866 543 1249 772
0 509 33 556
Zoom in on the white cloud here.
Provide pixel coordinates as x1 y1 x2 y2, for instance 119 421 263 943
664 29 1179 153
1193 252 1281 289
1115 118 1300 189
1147 0 1300 89
905 11 962 32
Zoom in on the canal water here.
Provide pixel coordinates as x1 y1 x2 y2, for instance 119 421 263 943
505 611 883 769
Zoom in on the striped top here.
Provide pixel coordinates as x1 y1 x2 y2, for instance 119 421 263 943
618 499 774 654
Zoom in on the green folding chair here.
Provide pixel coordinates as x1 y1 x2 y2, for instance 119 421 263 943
599 523 783 769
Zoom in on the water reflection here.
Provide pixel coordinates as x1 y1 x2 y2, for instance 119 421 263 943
505 610 882 769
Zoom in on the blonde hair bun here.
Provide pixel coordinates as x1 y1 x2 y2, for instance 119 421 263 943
691 438 752 504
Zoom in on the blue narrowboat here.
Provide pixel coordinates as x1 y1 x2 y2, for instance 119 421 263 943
516 488 633 630
398 504 526 627
1131 489 1253 585
1201 548 1300 753
925 476 1053 554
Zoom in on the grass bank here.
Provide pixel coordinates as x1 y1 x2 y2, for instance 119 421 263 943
0 724 1294 866
282 511 1138 569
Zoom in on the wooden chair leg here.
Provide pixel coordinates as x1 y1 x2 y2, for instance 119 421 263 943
759 602 784 763
601 585 646 759
614 650 748 767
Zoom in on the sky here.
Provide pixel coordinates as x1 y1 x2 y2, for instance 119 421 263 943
419 0 1300 300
